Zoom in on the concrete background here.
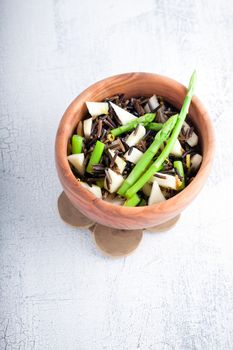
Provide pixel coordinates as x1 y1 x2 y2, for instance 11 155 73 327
1 0 233 349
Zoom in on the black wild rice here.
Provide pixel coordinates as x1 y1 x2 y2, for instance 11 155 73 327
97 120 103 138
154 173 167 179
133 99 145 116
110 151 118 168
69 92 202 204
105 169 111 190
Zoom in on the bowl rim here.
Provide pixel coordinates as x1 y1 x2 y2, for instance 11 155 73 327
55 72 215 217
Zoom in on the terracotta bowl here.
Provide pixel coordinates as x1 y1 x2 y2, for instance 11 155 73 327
55 72 214 230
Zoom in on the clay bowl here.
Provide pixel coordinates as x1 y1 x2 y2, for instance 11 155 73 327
55 72 214 230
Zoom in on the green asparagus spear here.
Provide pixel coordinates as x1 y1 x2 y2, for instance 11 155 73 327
117 114 178 196
123 194 140 207
72 135 83 154
86 140 105 173
125 70 197 199
146 122 163 131
110 113 156 137
174 160 185 190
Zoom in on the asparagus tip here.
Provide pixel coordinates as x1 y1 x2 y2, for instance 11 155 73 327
188 70 197 93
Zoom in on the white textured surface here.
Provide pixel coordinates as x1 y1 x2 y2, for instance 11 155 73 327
1 0 233 349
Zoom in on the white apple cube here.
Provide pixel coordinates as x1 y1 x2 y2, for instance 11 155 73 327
191 154 203 171
81 182 102 199
108 149 126 174
170 139 184 157
144 95 159 112
183 121 198 147
110 102 137 125
83 117 92 139
86 102 109 117
67 153 85 175
151 173 177 190
104 168 124 193
126 124 146 147
148 181 166 205
124 147 143 164
142 182 152 197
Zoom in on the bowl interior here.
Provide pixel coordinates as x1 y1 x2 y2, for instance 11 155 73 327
55 72 214 229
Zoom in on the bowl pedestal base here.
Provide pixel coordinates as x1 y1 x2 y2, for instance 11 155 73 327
58 192 180 257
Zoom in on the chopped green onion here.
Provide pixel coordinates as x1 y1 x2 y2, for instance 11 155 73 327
72 135 83 154
174 160 185 190
123 194 141 207
86 141 105 173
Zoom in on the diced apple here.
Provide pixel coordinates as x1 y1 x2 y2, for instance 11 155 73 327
144 95 159 112
187 132 198 147
114 157 126 174
151 173 177 190
110 102 137 125
86 102 109 117
83 117 92 139
183 121 198 147
170 139 184 157
126 124 146 147
148 95 159 111
124 147 143 164
108 149 126 174
67 153 85 175
142 182 152 197
105 194 124 206
104 169 124 193
191 154 203 171
148 181 166 205
81 182 102 199
144 103 151 113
